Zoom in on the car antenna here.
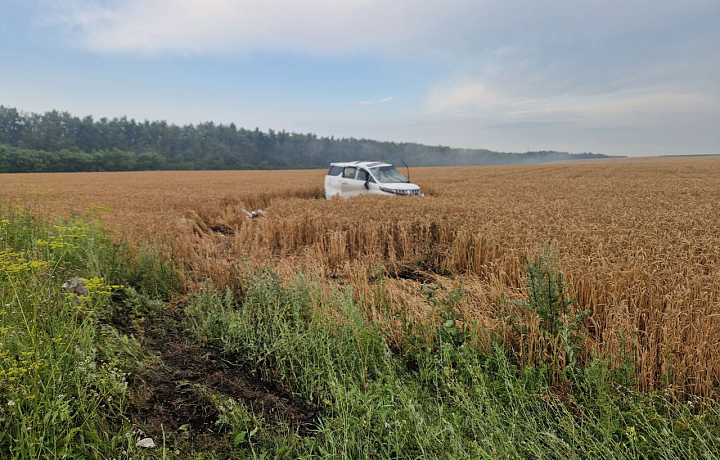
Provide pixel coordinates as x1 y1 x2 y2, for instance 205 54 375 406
400 160 410 183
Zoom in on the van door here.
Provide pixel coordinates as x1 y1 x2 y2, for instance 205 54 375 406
340 167 366 197
356 168 371 194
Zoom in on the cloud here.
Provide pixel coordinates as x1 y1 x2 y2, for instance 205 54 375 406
46 0 717 62
423 82 547 114
504 92 718 126
43 0 720 112
422 77 718 122
27 0 720 155
44 0 449 55
360 97 394 106
425 83 504 112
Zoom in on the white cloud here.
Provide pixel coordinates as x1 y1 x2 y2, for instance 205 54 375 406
30 0 720 155
45 0 455 54
43 0 720 113
425 83 504 112
395 87 720 155
423 81 547 114
505 92 718 126
46 0 718 69
420 72 718 122
360 97 393 106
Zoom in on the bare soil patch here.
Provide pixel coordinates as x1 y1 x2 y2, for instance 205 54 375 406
127 306 318 448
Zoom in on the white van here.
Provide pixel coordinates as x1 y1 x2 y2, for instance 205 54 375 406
324 161 422 200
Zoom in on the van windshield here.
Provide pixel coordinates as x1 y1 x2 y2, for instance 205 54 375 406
370 166 408 183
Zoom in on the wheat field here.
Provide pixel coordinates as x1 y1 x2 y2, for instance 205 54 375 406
2 156 719 396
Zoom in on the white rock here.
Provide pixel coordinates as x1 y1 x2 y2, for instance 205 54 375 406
136 437 156 448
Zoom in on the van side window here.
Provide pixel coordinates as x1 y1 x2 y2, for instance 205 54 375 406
328 166 343 176
343 167 357 179
357 169 369 182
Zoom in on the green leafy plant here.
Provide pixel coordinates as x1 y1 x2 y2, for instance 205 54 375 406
506 245 589 380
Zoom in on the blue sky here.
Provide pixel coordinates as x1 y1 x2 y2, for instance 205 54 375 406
1 0 718 156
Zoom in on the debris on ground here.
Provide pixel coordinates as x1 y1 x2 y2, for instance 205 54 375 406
242 209 267 219
136 437 156 448
61 277 88 297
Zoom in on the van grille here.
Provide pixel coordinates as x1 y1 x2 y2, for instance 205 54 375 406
397 189 420 195
381 186 421 195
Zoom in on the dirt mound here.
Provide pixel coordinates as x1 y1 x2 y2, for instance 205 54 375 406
128 307 318 448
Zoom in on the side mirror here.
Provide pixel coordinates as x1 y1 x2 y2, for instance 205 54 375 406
364 181 369 190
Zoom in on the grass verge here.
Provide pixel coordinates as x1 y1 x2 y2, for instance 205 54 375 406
1 208 719 459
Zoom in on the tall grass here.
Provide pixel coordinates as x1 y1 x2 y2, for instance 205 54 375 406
2 207 719 458
0 208 178 459
184 267 720 459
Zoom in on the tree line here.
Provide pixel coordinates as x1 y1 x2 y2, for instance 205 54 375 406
0 106 611 173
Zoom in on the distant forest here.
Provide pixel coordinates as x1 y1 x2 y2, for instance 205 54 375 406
0 106 612 173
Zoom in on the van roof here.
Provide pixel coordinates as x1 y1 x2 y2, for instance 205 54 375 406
330 161 393 168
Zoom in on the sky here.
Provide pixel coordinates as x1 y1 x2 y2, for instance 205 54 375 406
1 0 718 156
